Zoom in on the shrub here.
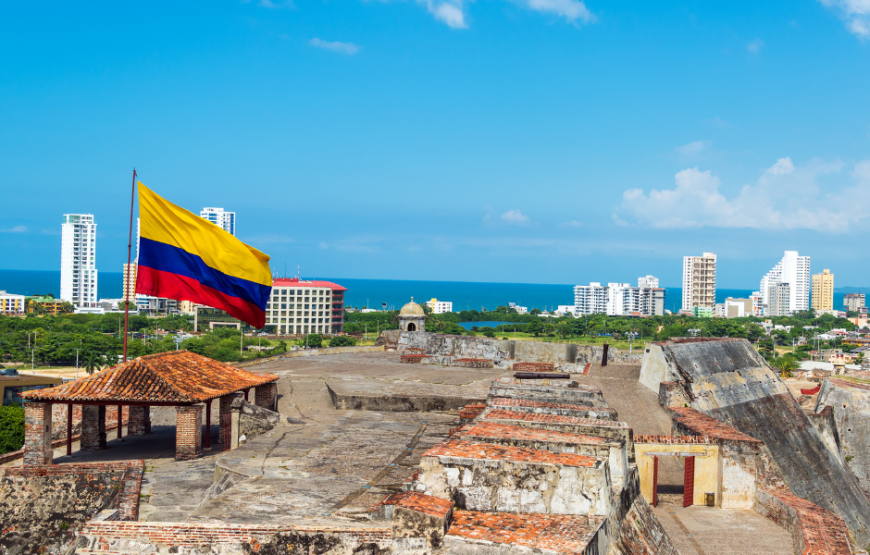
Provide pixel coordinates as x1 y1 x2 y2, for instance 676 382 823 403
329 336 357 347
305 334 322 348
0 405 25 454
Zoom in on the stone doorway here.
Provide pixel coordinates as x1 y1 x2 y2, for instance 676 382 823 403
407 323 416 331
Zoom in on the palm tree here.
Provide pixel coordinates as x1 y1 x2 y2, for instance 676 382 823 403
82 353 103 375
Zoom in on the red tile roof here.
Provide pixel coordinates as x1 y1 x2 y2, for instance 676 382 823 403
21 351 277 404
447 510 603 554
381 492 453 518
669 407 762 444
422 439 599 468
460 422 610 445
272 278 346 291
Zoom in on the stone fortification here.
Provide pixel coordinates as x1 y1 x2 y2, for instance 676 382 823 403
815 376 870 496
0 461 143 555
379 330 642 370
640 336 870 546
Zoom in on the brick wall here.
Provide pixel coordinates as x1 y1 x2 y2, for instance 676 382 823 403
127 406 151 436
401 354 430 363
255 382 277 410
175 405 203 460
755 488 853 555
452 358 494 369
513 362 556 373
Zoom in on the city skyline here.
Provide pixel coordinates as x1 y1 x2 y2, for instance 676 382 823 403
1 2 868 287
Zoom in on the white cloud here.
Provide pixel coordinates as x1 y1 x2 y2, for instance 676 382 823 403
617 157 870 233
511 0 595 23
820 0 870 38
501 209 530 225
309 38 360 55
747 38 764 53
675 140 711 156
423 0 467 28
1 225 27 233
611 214 629 227
559 220 583 228
372 0 594 29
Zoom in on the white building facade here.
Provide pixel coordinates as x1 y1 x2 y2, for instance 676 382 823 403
574 278 664 317
682 252 716 311
200 207 236 236
60 214 98 307
426 299 453 314
0 291 25 315
759 251 810 316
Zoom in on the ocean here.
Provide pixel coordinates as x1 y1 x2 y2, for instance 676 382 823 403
4 269 852 313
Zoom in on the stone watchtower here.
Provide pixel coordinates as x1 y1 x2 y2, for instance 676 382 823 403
397 297 426 332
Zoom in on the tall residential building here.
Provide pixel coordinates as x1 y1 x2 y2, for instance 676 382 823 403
682 252 717 311
768 283 791 317
200 207 235 236
574 283 609 315
123 263 137 305
759 251 810 316
60 214 98 307
845 293 866 313
811 269 834 312
638 275 659 289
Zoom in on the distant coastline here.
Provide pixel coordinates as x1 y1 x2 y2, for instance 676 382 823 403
3 268 861 313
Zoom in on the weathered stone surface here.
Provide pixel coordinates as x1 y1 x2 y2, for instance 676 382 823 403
613 495 680 555
0 462 142 555
815 377 870 493
231 396 286 442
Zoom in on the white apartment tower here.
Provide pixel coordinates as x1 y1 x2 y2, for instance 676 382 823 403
759 251 810 316
60 214 98 307
573 277 664 317
200 207 235 236
682 252 717 312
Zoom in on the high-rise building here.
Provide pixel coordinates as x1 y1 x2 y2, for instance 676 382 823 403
759 251 810 316
811 269 834 312
123 263 137 305
200 207 235 236
845 293 866 313
638 275 659 289
60 214 98 307
768 283 791 317
682 252 717 311
574 283 609 315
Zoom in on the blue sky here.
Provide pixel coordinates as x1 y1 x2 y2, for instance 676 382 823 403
1 0 868 288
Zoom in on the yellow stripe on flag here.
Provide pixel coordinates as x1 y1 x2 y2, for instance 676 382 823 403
138 182 272 287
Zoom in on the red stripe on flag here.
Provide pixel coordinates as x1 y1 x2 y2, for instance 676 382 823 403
136 266 266 328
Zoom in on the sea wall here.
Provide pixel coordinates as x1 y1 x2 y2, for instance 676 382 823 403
639 337 870 545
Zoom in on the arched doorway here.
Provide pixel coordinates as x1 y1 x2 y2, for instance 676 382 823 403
407 323 416 331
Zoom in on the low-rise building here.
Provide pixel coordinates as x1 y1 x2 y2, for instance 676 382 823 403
724 298 753 318
508 302 528 315
0 369 62 406
27 295 68 315
0 290 25 315
692 306 713 318
426 298 453 314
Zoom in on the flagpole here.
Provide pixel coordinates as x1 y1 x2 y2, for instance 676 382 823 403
123 168 137 362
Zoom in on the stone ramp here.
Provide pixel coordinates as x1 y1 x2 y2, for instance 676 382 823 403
572 367 684 487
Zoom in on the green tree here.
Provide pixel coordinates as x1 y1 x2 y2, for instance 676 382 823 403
82 352 103 375
0 405 25 454
305 334 323 348
329 336 357 347
526 320 543 337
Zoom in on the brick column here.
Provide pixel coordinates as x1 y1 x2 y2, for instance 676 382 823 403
23 402 52 466
128 406 151 435
218 392 237 444
81 405 107 450
175 405 203 460
255 382 278 411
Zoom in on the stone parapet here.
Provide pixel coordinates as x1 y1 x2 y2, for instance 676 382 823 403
418 439 612 516
479 408 633 453
755 487 854 555
487 396 619 421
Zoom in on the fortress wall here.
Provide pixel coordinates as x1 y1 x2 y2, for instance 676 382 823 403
815 378 870 497
641 337 870 545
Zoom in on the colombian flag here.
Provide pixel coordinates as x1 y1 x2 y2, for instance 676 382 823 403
135 182 272 328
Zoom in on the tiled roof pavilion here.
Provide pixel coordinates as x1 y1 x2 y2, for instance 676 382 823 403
22 350 277 405
21 351 279 465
